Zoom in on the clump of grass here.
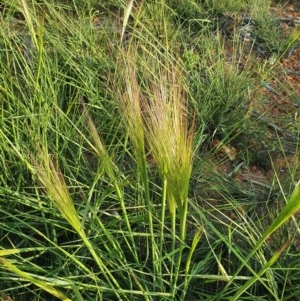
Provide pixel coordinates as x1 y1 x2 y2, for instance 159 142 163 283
182 31 252 139
1 0 300 300
114 42 198 297
204 0 246 14
141 67 196 294
142 62 194 235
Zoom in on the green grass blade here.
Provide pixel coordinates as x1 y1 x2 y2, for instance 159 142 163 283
0 257 72 301
230 181 300 300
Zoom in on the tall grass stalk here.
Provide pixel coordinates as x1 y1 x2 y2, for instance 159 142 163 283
114 53 160 288
115 44 195 297
31 146 126 300
141 63 194 290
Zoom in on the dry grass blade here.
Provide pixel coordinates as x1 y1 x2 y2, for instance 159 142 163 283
121 0 134 43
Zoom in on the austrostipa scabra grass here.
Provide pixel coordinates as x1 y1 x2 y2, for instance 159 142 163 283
0 0 299 300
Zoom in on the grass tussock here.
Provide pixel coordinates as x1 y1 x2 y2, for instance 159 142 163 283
0 0 300 300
